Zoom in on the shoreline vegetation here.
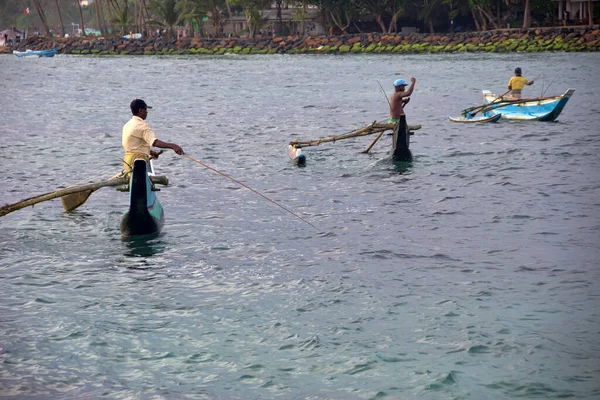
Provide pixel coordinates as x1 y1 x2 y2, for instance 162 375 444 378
3 26 599 55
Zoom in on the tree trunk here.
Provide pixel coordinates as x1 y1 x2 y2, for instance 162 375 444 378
94 0 107 35
589 0 593 25
140 0 150 35
77 0 87 36
32 0 52 36
388 11 402 33
54 0 65 37
522 0 530 28
329 11 350 34
429 19 435 33
375 15 387 34
301 0 307 35
225 0 235 35
471 9 481 31
478 8 487 31
275 0 282 35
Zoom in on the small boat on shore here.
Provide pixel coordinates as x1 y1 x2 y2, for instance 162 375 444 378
120 159 164 237
13 48 57 58
481 89 575 121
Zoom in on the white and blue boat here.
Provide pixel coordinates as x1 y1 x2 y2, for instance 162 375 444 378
481 89 575 121
13 48 57 57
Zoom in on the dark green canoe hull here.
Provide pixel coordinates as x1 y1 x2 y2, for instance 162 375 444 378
120 159 164 237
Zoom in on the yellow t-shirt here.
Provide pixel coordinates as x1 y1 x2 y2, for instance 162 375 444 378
122 116 157 156
508 76 529 91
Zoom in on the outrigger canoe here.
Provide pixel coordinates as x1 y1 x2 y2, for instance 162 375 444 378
288 121 421 165
391 116 413 162
481 89 575 121
13 49 57 58
120 159 164 237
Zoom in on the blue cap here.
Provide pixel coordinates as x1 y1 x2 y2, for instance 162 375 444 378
394 79 407 87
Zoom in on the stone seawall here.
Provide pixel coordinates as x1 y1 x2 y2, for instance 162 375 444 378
4 26 599 55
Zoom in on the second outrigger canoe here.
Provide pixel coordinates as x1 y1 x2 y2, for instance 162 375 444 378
288 121 422 165
481 89 575 121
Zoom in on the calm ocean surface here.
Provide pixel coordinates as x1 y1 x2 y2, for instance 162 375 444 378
1 52 599 399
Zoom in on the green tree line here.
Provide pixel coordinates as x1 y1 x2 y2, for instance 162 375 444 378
0 0 597 39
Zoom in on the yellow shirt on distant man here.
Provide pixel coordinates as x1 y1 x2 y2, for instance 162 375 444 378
508 76 530 91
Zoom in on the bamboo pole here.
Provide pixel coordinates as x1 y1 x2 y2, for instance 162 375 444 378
0 176 169 217
289 123 421 148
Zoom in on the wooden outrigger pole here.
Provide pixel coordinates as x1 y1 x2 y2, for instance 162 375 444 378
290 121 421 148
288 121 421 164
0 175 169 217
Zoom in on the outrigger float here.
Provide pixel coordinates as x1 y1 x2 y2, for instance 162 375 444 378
288 119 422 165
0 161 169 237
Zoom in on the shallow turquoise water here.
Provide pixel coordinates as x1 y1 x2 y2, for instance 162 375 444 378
1 52 599 399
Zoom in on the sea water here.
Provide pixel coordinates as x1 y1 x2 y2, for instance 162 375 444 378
1 52 599 399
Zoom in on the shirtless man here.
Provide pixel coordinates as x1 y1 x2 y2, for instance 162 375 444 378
389 77 417 123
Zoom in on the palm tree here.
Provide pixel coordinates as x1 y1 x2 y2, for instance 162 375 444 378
109 1 134 35
147 0 187 38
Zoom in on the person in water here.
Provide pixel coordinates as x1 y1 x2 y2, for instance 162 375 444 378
122 99 184 174
508 67 534 99
389 77 417 123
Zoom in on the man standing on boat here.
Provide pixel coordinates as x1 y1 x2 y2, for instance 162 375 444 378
389 77 417 123
508 68 534 99
122 99 185 174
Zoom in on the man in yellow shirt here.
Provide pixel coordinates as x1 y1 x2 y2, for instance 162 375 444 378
508 67 534 99
122 99 184 173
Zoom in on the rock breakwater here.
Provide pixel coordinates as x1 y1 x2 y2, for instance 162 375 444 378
4 26 599 55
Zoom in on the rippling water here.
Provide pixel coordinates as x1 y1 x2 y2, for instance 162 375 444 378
1 52 600 399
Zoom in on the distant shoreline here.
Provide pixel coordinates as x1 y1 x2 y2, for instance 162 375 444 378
3 26 599 55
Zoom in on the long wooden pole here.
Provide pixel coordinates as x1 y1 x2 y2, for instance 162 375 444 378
0 176 168 217
290 123 421 148
469 89 511 116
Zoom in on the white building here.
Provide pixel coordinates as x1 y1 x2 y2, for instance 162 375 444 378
553 0 598 23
